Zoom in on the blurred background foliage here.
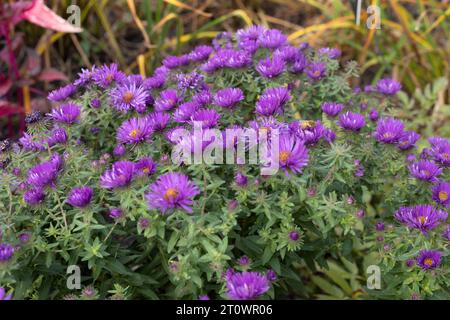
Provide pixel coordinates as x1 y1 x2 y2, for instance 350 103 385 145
1 0 449 138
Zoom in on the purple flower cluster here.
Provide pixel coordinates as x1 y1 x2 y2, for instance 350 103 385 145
394 204 447 234
225 270 270 300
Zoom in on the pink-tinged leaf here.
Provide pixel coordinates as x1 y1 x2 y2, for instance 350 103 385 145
0 79 13 97
38 68 69 82
24 48 42 77
21 0 83 33
0 33 24 63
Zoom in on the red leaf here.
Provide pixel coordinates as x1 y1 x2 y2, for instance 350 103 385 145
38 68 69 82
0 79 13 97
21 0 83 33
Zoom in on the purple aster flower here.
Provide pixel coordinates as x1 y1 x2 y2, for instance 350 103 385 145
321 102 344 117
176 72 204 93
289 120 326 146
214 88 244 109
318 47 341 59
237 25 266 44
398 131 420 150
324 128 336 143
191 109 221 128
434 146 450 167
274 45 300 63
289 230 299 241
416 250 441 270
443 226 450 241
154 89 179 112
408 160 442 182
0 243 14 262
394 204 447 233
235 172 248 187
135 157 157 177
255 87 291 116
162 54 189 69
19 133 47 152
74 67 95 86
0 287 12 300
375 222 385 231
47 84 76 101
277 133 309 175
143 74 166 90
147 112 170 132
67 186 93 208
256 56 285 78
188 45 213 62
305 62 326 80
238 255 250 266
369 108 379 122
109 208 123 220
376 78 402 95
174 102 199 123
27 154 63 188
338 111 365 131
192 90 212 107
198 295 210 301
226 271 270 300
266 269 277 282
138 217 150 229
49 103 80 124
24 188 45 205
109 82 149 112
226 51 253 69
373 117 405 144
432 181 450 207
258 29 287 49
364 85 374 93
92 63 126 88
146 172 200 214
90 99 101 109
19 233 30 244
113 144 126 157
48 127 68 146
100 161 135 189
116 117 153 144
290 53 308 73
405 259 415 268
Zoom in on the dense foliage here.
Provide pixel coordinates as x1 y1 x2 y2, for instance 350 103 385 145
0 26 448 300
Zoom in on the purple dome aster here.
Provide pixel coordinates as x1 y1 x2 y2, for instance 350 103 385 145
0 243 14 262
116 117 153 144
154 89 179 112
408 160 442 182
394 204 447 233
369 108 379 122
67 186 93 208
47 84 76 101
376 78 402 95
321 102 344 117
338 111 365 131
192 90 212 107
109 208 123 219
113 144 126 157
100 161 135 189
191 109 221 129
214 88 244 109
225 50 252 69
147 112 170 132
289 230 299 241
176 72 205 92
266 269 277 281
375 222 385 231
226 270 270 300
305 62 326 80
27 154 63 188
278 133 309 175
174 102 200 123
19 133 47 152
188 45 213 62
443 226 450 241
48 128 68 146
257 29 287 49
235 172 248 187
432 181 450 207
289 120 326 146
143 74 166 90
290 53 308 74
318 47 341 59
135 157 157 177
74 67 95 87
255 87 291 116
256 56 285 78
373 117 405 144
198 295 210 301
162 54 189 69
274 45 301 63
416 250 441 270
49 103 80 124
146 172 200 214
0 287 12 301
92 63 126 88
237 25 266 44
397 131 420 150
24 188 45 205
109 82 148 112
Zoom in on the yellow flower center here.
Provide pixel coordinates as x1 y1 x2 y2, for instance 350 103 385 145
313 70 321 77
424 258 433 267
423 170 430 176
122 91 134 104
383 132 393 139
443 153 450 160
129 129 140 138
143 167 150 173
418 216 427 225
301 120 315 129
260 127 270 134
106 73 114 81
438 191 448 201
280 151 290 162
164 188 179 201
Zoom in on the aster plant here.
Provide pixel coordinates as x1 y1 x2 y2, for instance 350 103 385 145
0 27 448 301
